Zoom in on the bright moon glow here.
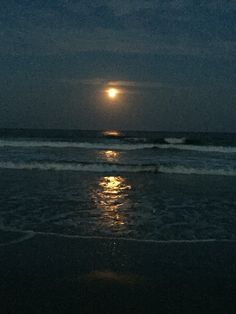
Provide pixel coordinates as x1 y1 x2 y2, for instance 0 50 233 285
107 88 119 98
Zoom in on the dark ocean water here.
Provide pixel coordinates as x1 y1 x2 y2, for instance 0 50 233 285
0 129 236 242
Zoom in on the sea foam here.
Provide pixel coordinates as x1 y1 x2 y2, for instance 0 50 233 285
0 139 155 150
0 161 235 176
0 139 236 153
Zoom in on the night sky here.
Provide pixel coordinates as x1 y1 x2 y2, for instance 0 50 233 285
1 0 235 131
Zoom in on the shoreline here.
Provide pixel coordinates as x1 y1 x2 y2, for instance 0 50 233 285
1 228 236 246
0 233 236 313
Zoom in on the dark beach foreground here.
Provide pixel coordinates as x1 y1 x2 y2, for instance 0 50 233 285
0 231 236 314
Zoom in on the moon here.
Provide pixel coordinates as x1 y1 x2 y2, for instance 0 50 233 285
106 88 119 99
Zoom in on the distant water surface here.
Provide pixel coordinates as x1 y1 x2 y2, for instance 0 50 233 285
0 129 236 242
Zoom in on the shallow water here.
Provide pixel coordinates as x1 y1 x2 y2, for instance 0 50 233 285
0 129 236 241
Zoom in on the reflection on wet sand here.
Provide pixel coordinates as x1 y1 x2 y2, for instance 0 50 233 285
93 176 131 228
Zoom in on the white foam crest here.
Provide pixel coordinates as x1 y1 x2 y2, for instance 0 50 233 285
0 224 35 246
0 161 158 173
0 139 155 150
1 139 235 153
156 144 236 153
0 227 229 244
0 225 235 244
164 137 186 144
0 233 35 247
0 161 235 176
159 165 236 176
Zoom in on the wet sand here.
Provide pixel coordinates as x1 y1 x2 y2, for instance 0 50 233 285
0 232 236 313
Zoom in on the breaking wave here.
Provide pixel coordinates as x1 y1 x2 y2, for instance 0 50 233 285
0 161 235 176
0 139 156 150
159 165 236 176
0 139 236 153
0 161 158 173
157 144 236 153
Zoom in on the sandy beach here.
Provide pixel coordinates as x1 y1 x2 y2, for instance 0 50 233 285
0 231 235 313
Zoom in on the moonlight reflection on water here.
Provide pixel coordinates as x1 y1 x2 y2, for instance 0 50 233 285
99 150 120 162
92 176 132 230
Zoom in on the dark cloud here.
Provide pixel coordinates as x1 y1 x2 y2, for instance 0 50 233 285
80 79 164 88
1 0 235 57
0 0 235 131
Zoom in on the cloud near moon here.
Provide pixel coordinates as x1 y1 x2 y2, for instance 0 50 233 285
79 78 164 89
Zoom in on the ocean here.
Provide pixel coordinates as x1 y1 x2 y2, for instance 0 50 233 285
0 129 236 242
